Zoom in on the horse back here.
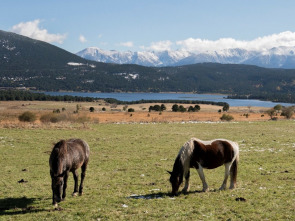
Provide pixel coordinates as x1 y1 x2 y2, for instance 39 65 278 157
192 139 237 169
66 139 90 170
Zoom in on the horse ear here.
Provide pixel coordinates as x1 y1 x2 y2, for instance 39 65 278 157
167 170 172 175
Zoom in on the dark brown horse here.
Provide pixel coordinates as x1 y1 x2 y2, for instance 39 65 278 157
168 138 239 195
49 139 90 206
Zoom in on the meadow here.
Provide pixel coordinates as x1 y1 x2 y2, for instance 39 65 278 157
1 119 295 220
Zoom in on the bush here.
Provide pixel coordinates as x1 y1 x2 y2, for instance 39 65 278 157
172 104 179 112
188 105 200 112
223 103 230 112
18 111 37 122
220 114 234 121
281 106 294 119
89 107 95 112
40 113 60 123
128 108 135 112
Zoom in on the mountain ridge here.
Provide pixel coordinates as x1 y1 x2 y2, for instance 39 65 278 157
1 30 295 103
77 46 295 68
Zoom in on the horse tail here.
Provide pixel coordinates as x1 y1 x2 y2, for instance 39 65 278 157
230 153 239 184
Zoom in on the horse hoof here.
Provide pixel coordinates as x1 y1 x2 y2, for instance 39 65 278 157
53 203 58 208
202 188 209 192
72 192 78 197
79 192 83 196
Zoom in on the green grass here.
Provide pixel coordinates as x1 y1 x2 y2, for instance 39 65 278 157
1 121 295 220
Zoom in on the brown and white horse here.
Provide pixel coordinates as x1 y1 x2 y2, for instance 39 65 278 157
49 139 90 206
168 138 239 195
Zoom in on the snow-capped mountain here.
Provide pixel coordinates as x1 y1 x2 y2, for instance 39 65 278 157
77 47 193 67
77 46 295 68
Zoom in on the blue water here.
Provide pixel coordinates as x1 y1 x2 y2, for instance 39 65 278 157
43 92 294 107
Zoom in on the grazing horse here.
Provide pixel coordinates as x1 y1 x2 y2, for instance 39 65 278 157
49 139 90 206
168 138 239 195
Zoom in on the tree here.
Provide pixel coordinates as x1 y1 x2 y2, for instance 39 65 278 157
223 103 230 112
128 108 135 112
178 105 186 112
188 105 201 112
172 104 179 112
274 104 282 113
89 107 95 112
160 104 166 111
194 105 200 112
266 108 276 120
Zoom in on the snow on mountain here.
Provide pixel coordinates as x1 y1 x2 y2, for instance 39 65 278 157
76 46 295 68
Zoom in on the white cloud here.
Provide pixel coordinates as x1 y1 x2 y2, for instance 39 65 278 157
79 35 87 43
176 31 295 53
144 40 173 51
119 41 134 47
11 19 66 44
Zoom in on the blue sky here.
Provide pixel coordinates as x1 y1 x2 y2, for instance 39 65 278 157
1 0 295 53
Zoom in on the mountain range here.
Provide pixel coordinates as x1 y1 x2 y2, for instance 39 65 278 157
77 46 295 69
1 30 295 103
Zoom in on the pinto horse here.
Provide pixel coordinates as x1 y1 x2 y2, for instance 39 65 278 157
168 138 239 195
49 139 90 206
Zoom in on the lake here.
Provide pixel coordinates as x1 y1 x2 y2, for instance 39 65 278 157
43 92 294 107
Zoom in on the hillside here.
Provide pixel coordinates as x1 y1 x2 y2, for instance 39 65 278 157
1 30 295 103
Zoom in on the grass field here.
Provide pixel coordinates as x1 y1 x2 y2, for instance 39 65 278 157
1 119 295 220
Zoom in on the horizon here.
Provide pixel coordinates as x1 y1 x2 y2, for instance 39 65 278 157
1 1 295 54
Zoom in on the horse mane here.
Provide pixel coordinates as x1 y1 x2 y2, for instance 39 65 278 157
172 139 195 176
53 139 67 158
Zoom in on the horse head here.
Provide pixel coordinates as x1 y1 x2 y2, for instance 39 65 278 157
49 140 67 205
168 170 183 196
51 173 64 204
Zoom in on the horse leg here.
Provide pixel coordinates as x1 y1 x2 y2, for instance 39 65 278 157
62 171 69 200
196 166 208 192
79 162 88 196
229 158 238 189
50 172 57 206
182 170 190 193
72 170 79 196
219 162 231 190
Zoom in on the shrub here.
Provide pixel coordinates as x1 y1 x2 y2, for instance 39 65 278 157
18 111 37 122
220 114 234 121
89 107 95 112
188 105 200 112
281 106 294 119
128 108 135 112
53 109 60 113
222 103 230 112
266 108 276 120
76 115 90 123
40 113 60 123
178 105 186 112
